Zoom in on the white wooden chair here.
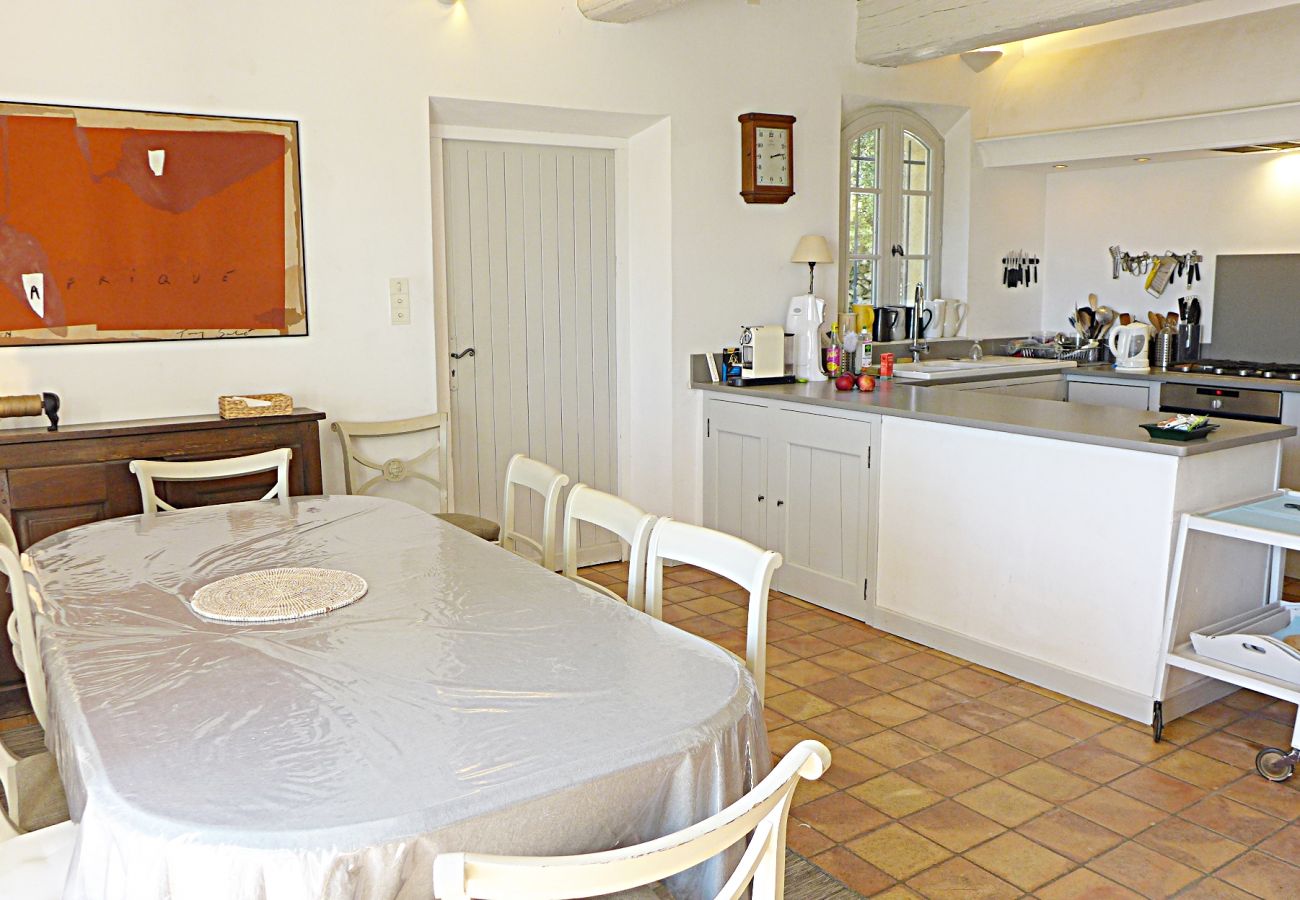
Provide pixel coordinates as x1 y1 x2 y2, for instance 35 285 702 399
561 485 655 611
645 520 781 705
433 740 830 900
0 820 76 898
129 448 293 512
0 519 67 835
331 414 499 541
501 454 569 571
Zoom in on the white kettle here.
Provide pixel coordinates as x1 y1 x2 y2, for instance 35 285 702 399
1109 322 1152 371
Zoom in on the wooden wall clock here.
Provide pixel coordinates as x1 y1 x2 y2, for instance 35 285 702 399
739 113 796 204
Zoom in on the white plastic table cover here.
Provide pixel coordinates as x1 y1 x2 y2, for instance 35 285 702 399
24 495 769 900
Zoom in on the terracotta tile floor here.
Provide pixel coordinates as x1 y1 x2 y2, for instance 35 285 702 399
584 560 1300 898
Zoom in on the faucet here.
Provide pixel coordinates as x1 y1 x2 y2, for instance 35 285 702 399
908 282 928 361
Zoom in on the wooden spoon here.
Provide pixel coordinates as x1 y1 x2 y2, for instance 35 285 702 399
1088 293 1099 310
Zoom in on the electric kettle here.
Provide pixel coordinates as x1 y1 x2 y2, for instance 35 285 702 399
1109 322 1152 371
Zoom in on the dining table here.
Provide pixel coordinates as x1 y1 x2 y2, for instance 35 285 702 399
22 494 769 900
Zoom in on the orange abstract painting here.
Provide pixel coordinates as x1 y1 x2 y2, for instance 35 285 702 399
0 102 306 346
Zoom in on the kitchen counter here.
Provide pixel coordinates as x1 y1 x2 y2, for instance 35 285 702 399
692 378 1295 456
1071 364 1300 393
697 369 1289 723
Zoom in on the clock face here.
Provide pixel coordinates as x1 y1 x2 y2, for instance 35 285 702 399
754 127 790 187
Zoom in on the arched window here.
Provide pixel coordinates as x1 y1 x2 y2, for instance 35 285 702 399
839 108 944 314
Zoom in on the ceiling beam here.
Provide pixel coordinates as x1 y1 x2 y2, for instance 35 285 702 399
856 0 1212 66
578 0 690 24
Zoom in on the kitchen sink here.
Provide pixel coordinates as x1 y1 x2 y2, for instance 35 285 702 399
893 356 1077 380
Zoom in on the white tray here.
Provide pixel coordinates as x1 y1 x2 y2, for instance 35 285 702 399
1190 604 1300 685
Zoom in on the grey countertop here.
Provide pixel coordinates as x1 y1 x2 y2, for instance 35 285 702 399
693 379 1295 457
1070 364 1300 393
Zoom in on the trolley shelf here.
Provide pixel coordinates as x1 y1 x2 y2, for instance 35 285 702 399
1167 644 1300 707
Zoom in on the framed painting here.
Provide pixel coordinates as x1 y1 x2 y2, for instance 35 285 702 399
0 101 306 346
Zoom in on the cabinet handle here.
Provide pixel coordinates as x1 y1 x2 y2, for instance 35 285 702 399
776 500 784 507
757 495 765 502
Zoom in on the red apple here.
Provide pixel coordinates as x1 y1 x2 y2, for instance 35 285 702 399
834 375 855 391
857 374 876 392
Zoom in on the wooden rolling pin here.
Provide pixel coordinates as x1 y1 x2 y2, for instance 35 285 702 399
0 393 60 431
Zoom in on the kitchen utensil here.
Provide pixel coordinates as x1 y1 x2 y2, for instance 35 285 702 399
1109 321 1152 371
1189 296 1202 325
1119 313 1132 326
1175 322 1202 363
1141 422 1218 441
1152 330 1176 369
1109 246 1123 279
922 300 945 338
1076 307 1094 338
874 306 912 342
1088 293 1099 310
1094 306 1117 341
1146 255 1177 297
785 295 827 382
941 300 968 338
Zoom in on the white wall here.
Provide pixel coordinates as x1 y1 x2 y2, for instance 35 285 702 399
0 0 980 520
1042 152 1300 339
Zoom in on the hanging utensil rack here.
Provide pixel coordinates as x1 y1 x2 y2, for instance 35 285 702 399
1108 245 1203 287
1002 249 1039 289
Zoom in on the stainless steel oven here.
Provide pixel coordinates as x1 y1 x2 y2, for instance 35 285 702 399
1159 382 1283 424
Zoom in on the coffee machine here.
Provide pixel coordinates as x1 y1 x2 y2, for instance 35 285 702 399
786 295 827 382
740 325 785 380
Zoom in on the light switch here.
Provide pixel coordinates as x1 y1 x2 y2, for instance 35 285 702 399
389 277 411 326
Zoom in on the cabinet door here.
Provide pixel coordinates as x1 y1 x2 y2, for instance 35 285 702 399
766 408 874 620
1001 377 1066 401
703 399 769 548
1066 380 1150 409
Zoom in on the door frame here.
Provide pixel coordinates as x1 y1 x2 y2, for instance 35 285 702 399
430 126 631 531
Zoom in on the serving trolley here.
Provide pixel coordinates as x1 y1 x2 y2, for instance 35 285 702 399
1156 490 1300 780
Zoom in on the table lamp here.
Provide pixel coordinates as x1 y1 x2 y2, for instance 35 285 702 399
791 235 833 295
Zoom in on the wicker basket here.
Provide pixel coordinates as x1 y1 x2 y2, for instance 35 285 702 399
218 393 294 419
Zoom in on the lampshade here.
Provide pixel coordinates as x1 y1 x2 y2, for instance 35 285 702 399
791 235 833 265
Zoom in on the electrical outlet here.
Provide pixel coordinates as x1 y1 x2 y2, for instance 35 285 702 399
389 277 411 326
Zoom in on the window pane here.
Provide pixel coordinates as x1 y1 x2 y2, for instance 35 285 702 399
850 129 878 189
849 260 875 308
904 258 928 303
849 192 877 256
903 131 930 191
904 193 928 256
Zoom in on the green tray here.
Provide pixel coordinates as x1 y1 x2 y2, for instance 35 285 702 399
1141 422 1219 441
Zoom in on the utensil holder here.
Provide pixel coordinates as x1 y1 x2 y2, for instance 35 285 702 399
1176 324 1202 363
1152 332 1176 369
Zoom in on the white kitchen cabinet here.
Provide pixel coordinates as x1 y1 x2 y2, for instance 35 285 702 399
704 398 877 620
1067 380 1152 410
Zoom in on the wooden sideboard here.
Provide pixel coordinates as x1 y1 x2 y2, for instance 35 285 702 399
0 409 326 716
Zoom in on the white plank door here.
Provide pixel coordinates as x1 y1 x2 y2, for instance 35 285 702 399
443 140 619 565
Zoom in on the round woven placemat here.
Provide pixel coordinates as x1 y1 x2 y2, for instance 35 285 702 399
191 568 368 623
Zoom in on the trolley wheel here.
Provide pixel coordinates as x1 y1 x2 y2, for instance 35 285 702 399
1255 748 1296 782
1151 701 1164 743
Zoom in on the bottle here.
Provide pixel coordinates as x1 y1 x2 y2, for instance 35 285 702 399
858 328 873 373
825 322 842 376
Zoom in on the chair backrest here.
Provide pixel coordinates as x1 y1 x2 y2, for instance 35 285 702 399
0 820 76 898
129 448 293 512
500 454 569 571
1 544 47 729
645 519 781 705
331 414 449 512
432 740 830 900
561 484 656 611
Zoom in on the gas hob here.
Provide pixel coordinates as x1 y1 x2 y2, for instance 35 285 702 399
1168 359 1300 381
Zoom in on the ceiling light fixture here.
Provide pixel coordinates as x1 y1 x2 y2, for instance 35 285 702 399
1215 141 1300 154
1135 157 1151 163
959 47 1004 72
1053 164 1069 169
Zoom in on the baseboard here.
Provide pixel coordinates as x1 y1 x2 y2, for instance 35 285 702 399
871 607 1159 723
1162 677 1237 723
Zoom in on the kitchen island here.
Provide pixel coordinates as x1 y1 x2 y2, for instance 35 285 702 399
694 375 1295 723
